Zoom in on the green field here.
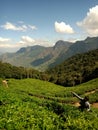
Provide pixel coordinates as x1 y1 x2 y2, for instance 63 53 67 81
0 78 98 130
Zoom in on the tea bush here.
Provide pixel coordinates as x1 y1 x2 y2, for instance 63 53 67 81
0 78 98 129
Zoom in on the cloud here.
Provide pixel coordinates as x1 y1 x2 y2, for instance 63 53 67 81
18 36 50 47
1 22 37 31
77 5 98 36
2 22 26 31
29 25 37 30
0 37 14 52
0 36 52 53
0 36 35 52
55 21 74 34
0 37 11 42
19 36 35 45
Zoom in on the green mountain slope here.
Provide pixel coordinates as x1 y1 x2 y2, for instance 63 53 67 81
0 78 98 129
48 36 98 68
47 49 98 86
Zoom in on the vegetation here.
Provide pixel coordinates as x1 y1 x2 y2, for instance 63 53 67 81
0 37 98 129
0 49 98 87
0 61 49 80
0 78 98 129
47 49 98 86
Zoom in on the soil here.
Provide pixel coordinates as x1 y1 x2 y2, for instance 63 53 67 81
73 102 98 108
92 103 98 108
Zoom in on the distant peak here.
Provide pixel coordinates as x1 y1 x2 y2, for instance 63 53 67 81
54 40 72 48
85 36 98 43
16 45 45 54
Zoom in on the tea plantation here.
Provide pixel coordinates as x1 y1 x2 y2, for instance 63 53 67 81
0 78 98 130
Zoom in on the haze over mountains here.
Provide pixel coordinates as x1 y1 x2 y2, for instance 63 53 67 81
0 36 98 71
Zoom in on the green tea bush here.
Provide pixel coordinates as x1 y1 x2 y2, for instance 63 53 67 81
0 78 98 130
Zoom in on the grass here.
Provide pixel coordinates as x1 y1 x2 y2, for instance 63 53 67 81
0 78 98 129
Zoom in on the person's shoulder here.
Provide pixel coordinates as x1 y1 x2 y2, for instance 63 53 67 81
85 101 90 107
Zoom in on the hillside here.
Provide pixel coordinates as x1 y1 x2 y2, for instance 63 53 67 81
47 49 98 86
48 36 98 68
0 41 72 70
0 78 98 129
0 48 98 87
0 36 98 71
0 45 46 68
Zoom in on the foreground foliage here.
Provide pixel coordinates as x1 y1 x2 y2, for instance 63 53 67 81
0 78 98 129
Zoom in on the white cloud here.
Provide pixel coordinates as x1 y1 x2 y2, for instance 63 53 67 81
0 36 35 52
55 21 74 34
19 36 35 45
2 22 26 31
0 37 15 52
0 37 11 42
29 25 37 30
18 36 50 47
21 25 28 30
0 36 52 53
1 22 37 31
77 5 98 36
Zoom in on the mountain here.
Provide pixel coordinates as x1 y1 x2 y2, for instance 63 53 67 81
48 36 98 68
0 36 98 71
47 48 98 86
0 45 46 68
0 40 72 70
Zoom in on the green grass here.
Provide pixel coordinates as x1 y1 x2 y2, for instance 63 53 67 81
0 78 98 129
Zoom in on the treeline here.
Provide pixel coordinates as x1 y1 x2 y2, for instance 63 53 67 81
46 49 98 86
0 61 49 80
1 49 98 87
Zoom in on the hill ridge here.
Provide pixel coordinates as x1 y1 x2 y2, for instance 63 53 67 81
0 36 98 71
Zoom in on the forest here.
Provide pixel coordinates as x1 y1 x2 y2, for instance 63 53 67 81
47 49 98 86
0 49 98 87
0 61 47 80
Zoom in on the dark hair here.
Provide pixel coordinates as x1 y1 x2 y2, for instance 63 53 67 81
84 96 89 101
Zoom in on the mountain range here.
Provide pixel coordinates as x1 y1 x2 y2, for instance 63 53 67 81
0 36 98 71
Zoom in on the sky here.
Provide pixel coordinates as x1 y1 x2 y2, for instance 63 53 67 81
0 0 98 52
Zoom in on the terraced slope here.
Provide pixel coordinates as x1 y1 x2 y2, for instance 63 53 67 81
0 78 98 129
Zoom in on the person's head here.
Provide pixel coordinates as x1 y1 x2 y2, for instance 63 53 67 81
84 96 89 101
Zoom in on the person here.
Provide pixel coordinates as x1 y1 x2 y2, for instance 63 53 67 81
2 80 8 88
72 92 90 111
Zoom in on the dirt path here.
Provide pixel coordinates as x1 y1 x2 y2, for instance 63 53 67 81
73 102 98 108
84 89 98 108
85 90 95 95
92 103 98 108
84 89 98 96
21 90 98 108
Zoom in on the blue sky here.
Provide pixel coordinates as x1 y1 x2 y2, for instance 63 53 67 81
0 0 98 52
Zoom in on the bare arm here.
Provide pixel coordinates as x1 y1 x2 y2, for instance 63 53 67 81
71 92 83 100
